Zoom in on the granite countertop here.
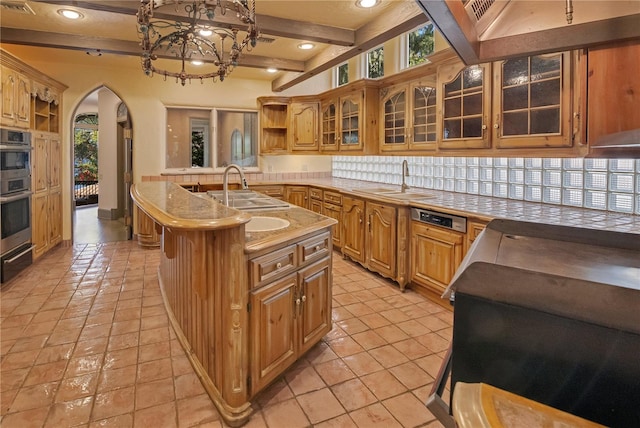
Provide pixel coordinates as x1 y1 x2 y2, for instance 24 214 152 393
131 182 337 253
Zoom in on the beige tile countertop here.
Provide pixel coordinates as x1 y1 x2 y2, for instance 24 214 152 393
282 178 640 235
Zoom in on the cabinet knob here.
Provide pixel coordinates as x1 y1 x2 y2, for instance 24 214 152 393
296 298 301 306
301 295 306 303
493 123 499 129
314 245 320 251
276 262 282 269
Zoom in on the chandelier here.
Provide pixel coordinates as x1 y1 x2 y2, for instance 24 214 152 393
137 0 258 85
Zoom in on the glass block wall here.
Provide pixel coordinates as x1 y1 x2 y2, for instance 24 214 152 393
332 156 640 215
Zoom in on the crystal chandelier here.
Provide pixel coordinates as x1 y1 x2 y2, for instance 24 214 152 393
137 0 258 85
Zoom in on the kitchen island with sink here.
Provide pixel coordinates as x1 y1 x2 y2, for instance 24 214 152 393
131 182 337 426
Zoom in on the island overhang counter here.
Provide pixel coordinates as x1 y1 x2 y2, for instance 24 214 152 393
131 182 337 426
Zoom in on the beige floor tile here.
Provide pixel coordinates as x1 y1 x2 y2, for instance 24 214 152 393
314 413 358 428
135 377 175 410
174 373 207 400
297 387 346 424
331 378 377 412
368 345 410 369
382 392 436 427
351 330 387 350
314 358 356 386
23 360 67 386
9 382 58 413
97 365 137 393
342 352 383 377
133 401 177 428
44 396 93 427
176 394 220 427
389 361 434 390
327 336 365 358
348 402 402 428
284 363 326 396
360 370 408 401
261 398 310 428
0 406 50 428
56 372 99 402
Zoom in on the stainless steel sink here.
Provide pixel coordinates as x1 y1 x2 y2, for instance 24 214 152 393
353 188 434 200
205 190 290 211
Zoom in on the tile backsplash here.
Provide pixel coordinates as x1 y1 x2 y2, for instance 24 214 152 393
332 156 640 215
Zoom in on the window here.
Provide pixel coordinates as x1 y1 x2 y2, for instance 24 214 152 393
366 46 384 78
337 62 349 86
165 107 258 171
74 113 99 182
408 24 435 67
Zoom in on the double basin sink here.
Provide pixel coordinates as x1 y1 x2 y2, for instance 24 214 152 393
205 190 291 232
352 187 435 201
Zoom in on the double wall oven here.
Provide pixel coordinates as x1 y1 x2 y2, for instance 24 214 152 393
1 128 33 283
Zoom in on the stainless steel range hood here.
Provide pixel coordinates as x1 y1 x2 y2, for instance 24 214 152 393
415 0 640 65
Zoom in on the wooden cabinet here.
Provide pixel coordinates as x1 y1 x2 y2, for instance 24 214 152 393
252 184 284 200
492 52 573 149
465 219 488 254
309 187 323 214
319 80 379 154
31 81 60 133
341 195 366 264
365 202 396 279
410 221 464 296
585 41 640 153
0 65 30 129
438 62 492 150
249 235 331 394
380 78 438 153
285 185 309 208
323 191 342 249
258 97 289 154
342 195 410 288
290 101 319 151
31 132 62 258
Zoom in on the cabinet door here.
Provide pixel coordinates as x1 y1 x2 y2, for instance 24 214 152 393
290 102 319 151
320 100 338 152
49 190 62 247
323 203 342 249
32 134 48 193
309 199 322 214
252 184 284 200
493 52 572 148
250 274 298 393
0 66 17 126
297 258 331 355
410 84 438 151
438 63 491 149
341 196 365 263
465 220 488 255
366 202 396 278
49 134 61 189
285 186 308 208
340 93 364 151
32 193 49 258
15 73 31 128
380 86 408 152
411 222 464 295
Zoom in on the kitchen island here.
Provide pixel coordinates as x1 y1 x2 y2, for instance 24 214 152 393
131 182 337 426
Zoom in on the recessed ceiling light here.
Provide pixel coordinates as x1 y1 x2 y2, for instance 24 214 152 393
297 43 315 50
191 60 204 66
356 0 379 8
266 67 278 73
58 9 83 19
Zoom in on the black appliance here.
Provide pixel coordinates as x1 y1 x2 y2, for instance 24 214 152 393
427 219 640 428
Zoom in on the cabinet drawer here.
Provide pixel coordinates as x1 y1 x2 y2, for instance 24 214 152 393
254 185 284 199
297 232 331 265
324 191 342 206
310 188 323 200
250 244 297 288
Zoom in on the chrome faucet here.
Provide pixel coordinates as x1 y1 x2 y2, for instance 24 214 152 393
222 164 249 206
401 160 410 192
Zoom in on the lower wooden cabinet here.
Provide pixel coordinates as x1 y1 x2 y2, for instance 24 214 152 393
252 184 284 200
285 185 309 208
410 221 464 297
249 257 331 394
465 219 488 254
342 195 410 289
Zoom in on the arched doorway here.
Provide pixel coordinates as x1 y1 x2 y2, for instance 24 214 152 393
71 87 133 243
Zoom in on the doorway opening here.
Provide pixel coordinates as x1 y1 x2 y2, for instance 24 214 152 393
71 87 133 244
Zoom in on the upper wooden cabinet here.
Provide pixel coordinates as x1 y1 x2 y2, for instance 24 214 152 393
258 97 289 154
380 77 438 153
319 80 379 155
30 81 61 133
290 100 319 152
1 65 31 129
492 52 573 149
438 62 492 150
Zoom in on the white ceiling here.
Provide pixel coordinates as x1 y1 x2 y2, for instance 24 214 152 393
1 0 429 91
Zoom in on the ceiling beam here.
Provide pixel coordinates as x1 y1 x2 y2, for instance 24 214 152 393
0 28 306 72
271 1 429 92
33 0 355 46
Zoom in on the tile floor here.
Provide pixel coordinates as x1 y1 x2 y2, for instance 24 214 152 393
1 241 451 427
73 205 130 244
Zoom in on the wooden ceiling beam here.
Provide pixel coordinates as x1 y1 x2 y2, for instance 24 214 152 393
0 28 306 72
271 1 429 92
34 0 355 46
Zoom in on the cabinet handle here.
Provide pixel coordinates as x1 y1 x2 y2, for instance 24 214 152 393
296 298 301 306
276 262 282 269
314 245 320 251
493 114 500 129
301 295 306 303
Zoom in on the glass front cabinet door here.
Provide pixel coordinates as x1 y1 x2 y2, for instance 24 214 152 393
380 80 437 153
493 51 572 149
320 99 338 152
438 63 491 149
340 93 363 152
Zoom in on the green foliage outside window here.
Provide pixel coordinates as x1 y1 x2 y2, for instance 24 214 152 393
408 24 435 67
367 47 384 79
74 114 99 181
338 63 349 86
191 131 205 167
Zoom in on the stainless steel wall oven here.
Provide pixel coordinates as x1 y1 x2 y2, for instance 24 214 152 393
1 128 33 283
